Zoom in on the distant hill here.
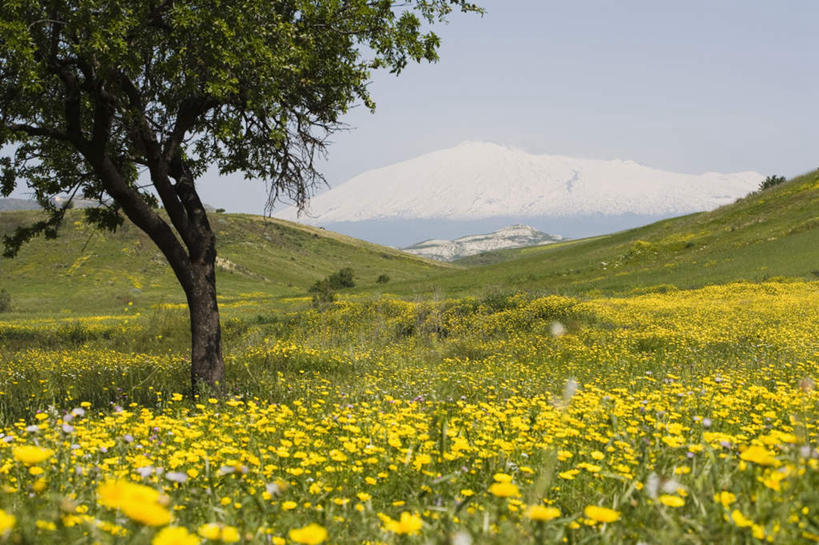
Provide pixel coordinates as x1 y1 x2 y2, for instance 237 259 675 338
276 141 764 245
403 225 563 261
0 210 449 314
0 197 99 211
393 168 819 296
0 198 40 211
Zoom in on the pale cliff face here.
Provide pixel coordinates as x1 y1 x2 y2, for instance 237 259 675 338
403 224 564 261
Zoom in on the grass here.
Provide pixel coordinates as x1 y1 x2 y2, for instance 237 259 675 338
403 168 819 297
0 282 817 544
0 211 449 316
0 171 817 544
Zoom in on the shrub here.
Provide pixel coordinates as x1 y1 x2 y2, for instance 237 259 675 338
376 274 390 284
759 175 786 191
0 289 10 313
309 279 337 307
328 267 355 289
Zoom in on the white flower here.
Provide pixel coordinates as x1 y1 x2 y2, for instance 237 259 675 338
563 378 578 402
550 321 567 337
165 472 188 483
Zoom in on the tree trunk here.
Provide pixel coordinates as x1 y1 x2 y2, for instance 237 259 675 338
186 255 226 395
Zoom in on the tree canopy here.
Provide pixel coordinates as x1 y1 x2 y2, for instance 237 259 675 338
1 0 480 251
0 0 480 391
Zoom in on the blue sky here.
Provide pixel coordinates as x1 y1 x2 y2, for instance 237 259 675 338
198 0 819 213
11 1 819 213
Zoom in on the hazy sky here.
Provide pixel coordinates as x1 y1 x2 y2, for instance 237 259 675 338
11 1 819 213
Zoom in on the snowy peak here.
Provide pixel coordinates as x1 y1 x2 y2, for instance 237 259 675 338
277 142 764 223
403 224 563 261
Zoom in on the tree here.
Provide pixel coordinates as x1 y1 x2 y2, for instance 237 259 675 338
0 0 481 393
759 175 786 191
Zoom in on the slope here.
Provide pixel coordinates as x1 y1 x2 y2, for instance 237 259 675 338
0 210 449 315
389 168 819 296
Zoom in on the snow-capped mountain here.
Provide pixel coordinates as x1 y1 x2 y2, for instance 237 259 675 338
403 225 563 261
277 141 763 223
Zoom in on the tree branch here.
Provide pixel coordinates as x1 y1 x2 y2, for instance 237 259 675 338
8 123 69 140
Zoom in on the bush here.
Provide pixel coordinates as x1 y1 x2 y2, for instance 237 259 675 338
759 175 786 191
307 268 355 307
309 279 337 307
0 289 10 313
376 274 390 284
328 267 355 289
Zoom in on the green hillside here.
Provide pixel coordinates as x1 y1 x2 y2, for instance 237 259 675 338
0 210 449 315
3 169 818 314
392 168 819 296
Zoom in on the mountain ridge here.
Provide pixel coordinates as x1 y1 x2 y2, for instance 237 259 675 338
403 224 563 261
277 141 764 224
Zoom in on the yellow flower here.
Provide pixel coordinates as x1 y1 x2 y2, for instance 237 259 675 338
288 523 328 545
220 526 240 543
97 479 171 526
152 526 200 545
714 491 736 507
0 509 16 535
282 501 298 511
525 505 561 521
383 512 424 535
12 446 54 465
488 482 520 498
739 445 777 466
584 505 620 523
126 502 173 527
731 510 754 528
198 523 221 540
658 495 685 507
32 478 47 493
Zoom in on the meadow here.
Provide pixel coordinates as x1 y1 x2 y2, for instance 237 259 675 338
0 280 817 544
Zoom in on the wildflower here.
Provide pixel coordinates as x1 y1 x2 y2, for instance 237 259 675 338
97 479 171 526
488 482 520 498
288 523 328 545
220 526 240 543
658 495 685 507
0 509 16 535
384 512 424 535
198 524 221 540
525 505 561 521
12 445 54 465
166 472 188 484
584 505 620 523
740 445 777 466
714 491 736 507
152 526 200 545
731 510 754 528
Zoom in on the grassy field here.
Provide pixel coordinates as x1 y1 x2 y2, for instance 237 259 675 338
0 172 818 544
0 282 817 544
0 211 448 316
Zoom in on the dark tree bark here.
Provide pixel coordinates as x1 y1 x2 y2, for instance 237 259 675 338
186 257 226 392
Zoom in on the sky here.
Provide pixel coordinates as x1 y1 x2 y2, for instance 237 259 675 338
10 1 819 214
